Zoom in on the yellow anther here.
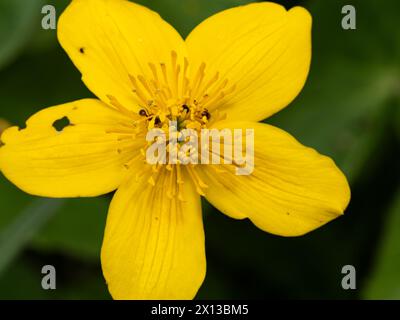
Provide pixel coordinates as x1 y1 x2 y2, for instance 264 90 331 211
105 52 236 200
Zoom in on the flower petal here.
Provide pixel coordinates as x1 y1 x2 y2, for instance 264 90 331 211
186 3 311 121
0 99 136 198
101 169 206 299
199 121 350 236
58 0 186 110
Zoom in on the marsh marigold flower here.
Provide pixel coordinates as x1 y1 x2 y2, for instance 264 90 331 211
0 0 350 299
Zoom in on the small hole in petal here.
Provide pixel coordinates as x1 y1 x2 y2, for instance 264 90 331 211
53 116 72 132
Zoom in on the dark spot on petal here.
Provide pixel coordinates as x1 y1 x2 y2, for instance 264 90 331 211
182 104 189 112
53 116 72 132
154 116 161 126
139 109 147 117
79 47 85 54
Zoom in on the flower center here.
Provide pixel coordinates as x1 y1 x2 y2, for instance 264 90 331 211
106 51 237 198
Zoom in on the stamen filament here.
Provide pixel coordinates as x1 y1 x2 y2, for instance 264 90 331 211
105 51 237 200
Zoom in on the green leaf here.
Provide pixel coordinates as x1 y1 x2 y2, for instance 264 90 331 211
0 42 91 127
0 173 108 263
0 0 44 69
0 255 110 299
268 63 396 183
363 190 400 299
0 257 48 299
309 0 400 62
32 197 110 260
0 198 65 275
0 174 33 230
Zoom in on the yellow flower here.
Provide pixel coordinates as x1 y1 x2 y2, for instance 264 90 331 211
0 0 350 299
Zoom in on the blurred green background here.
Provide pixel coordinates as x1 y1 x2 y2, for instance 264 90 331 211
0 0 399 299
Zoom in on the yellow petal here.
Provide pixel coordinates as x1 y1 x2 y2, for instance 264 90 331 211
58 0 186 110
101 169 206 299
0 99 137 198
199 121 350 236
186 3 311 121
